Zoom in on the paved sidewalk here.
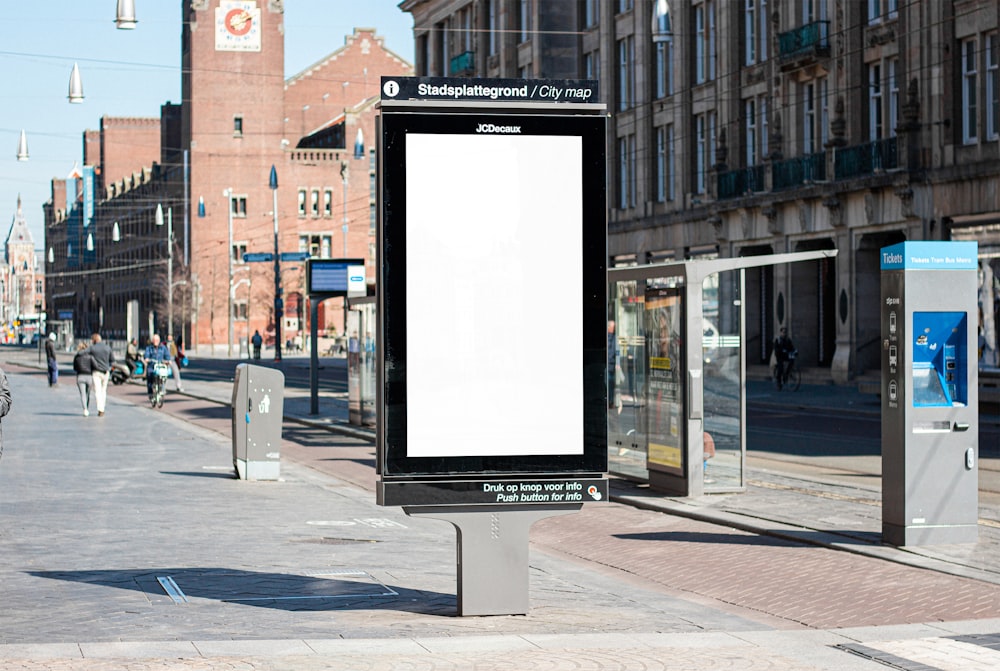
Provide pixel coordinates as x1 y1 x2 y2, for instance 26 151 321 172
3 347 1000 670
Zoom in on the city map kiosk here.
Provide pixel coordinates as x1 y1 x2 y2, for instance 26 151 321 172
881 241 979 546
375 77 608 616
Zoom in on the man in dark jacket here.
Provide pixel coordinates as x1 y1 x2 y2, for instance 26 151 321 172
89 333 114 417
44 333 58 386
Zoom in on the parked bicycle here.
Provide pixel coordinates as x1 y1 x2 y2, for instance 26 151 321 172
773 349 801 391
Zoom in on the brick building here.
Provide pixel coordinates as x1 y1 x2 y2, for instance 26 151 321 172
400 0 1000 382
44 1 411 354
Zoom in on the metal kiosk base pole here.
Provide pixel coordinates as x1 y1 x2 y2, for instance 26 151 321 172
404 504 582 616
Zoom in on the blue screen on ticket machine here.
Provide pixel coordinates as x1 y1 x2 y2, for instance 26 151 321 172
911 312 967 407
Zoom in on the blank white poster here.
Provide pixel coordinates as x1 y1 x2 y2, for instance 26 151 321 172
404 132 583 457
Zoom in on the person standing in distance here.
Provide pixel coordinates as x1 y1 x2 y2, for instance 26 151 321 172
89 333 114 417
251 330 263 360
45 333 59 386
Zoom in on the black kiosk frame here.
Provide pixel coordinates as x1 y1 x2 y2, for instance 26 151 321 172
376 77 608 615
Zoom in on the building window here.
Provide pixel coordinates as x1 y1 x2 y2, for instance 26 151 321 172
617 135 635 209
655 36 673 98
232 242 247 263
617 36 634 110
311 189 320 217
584 50 600 80
656 126 667 202
459 5 472 53
804 82 817 153
867 0 897 25
888 59 899 138
518 0 530 43
297 189 307 217
488 0 498 55
230 195 247 218
655 126 675 203
233 301 247 320
963 38 978 144
746 98 758 165
323 189 332 217
819 77 829 147
696 113 716 194
988 33 1000 140
696 2 716 84
743 0 769 62
585 0 599 28
437 21 448 77
233 116 243 137
868 65 882 141
300 234 334 259
617 0 633 13
761 97 769 157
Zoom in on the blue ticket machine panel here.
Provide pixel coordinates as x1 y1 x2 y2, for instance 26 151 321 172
911 312 968 407
881 242 978 546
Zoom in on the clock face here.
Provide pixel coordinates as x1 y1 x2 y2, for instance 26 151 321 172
224 9 253 36
215 2 261 52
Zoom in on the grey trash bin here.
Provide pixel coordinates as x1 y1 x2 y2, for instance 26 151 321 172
232 363 285 480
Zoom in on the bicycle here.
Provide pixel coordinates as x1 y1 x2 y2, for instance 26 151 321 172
773 349 801 391
148 361 171 408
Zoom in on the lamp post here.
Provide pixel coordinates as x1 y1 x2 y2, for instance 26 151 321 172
155 203 174 339
224 188 234 357
270 165 282 362
340 160 349 337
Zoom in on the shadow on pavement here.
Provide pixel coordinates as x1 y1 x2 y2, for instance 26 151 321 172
28 568 454 614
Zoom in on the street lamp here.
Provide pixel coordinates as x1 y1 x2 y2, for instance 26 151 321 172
154 203 175 338
115 0 137 29
270 165 282 362
68 63 84 103
16 130 28 161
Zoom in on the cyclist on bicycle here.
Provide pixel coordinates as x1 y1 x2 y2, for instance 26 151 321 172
143 333 172 396
773 327 796 389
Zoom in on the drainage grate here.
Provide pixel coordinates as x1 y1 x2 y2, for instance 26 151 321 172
154 569 397 603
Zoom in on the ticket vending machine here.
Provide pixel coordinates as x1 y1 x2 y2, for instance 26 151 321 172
881 241 979 546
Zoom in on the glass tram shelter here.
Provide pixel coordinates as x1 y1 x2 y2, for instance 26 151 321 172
607 250 837 497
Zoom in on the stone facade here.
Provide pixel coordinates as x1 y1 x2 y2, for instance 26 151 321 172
401 0 1000 379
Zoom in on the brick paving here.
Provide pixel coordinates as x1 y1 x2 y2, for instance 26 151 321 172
530 504 1000 629
4 349 1000 670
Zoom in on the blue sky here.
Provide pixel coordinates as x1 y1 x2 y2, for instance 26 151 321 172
0 1 415 248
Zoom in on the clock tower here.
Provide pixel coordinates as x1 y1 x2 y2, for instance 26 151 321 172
181 0 286 346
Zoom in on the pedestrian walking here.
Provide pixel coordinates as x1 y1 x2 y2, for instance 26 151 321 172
45 333 58 386
251 330 263 360
89 333 114 417
73 342 94 416
166 334 184 392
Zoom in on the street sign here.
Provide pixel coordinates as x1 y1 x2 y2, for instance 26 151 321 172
242 253 273 262
280 252 311 262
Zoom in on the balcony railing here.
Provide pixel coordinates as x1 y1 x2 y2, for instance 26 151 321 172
772 152 826 191
717 164 766 199
834 137 898 180
778 21 830 59
450 51 475 76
